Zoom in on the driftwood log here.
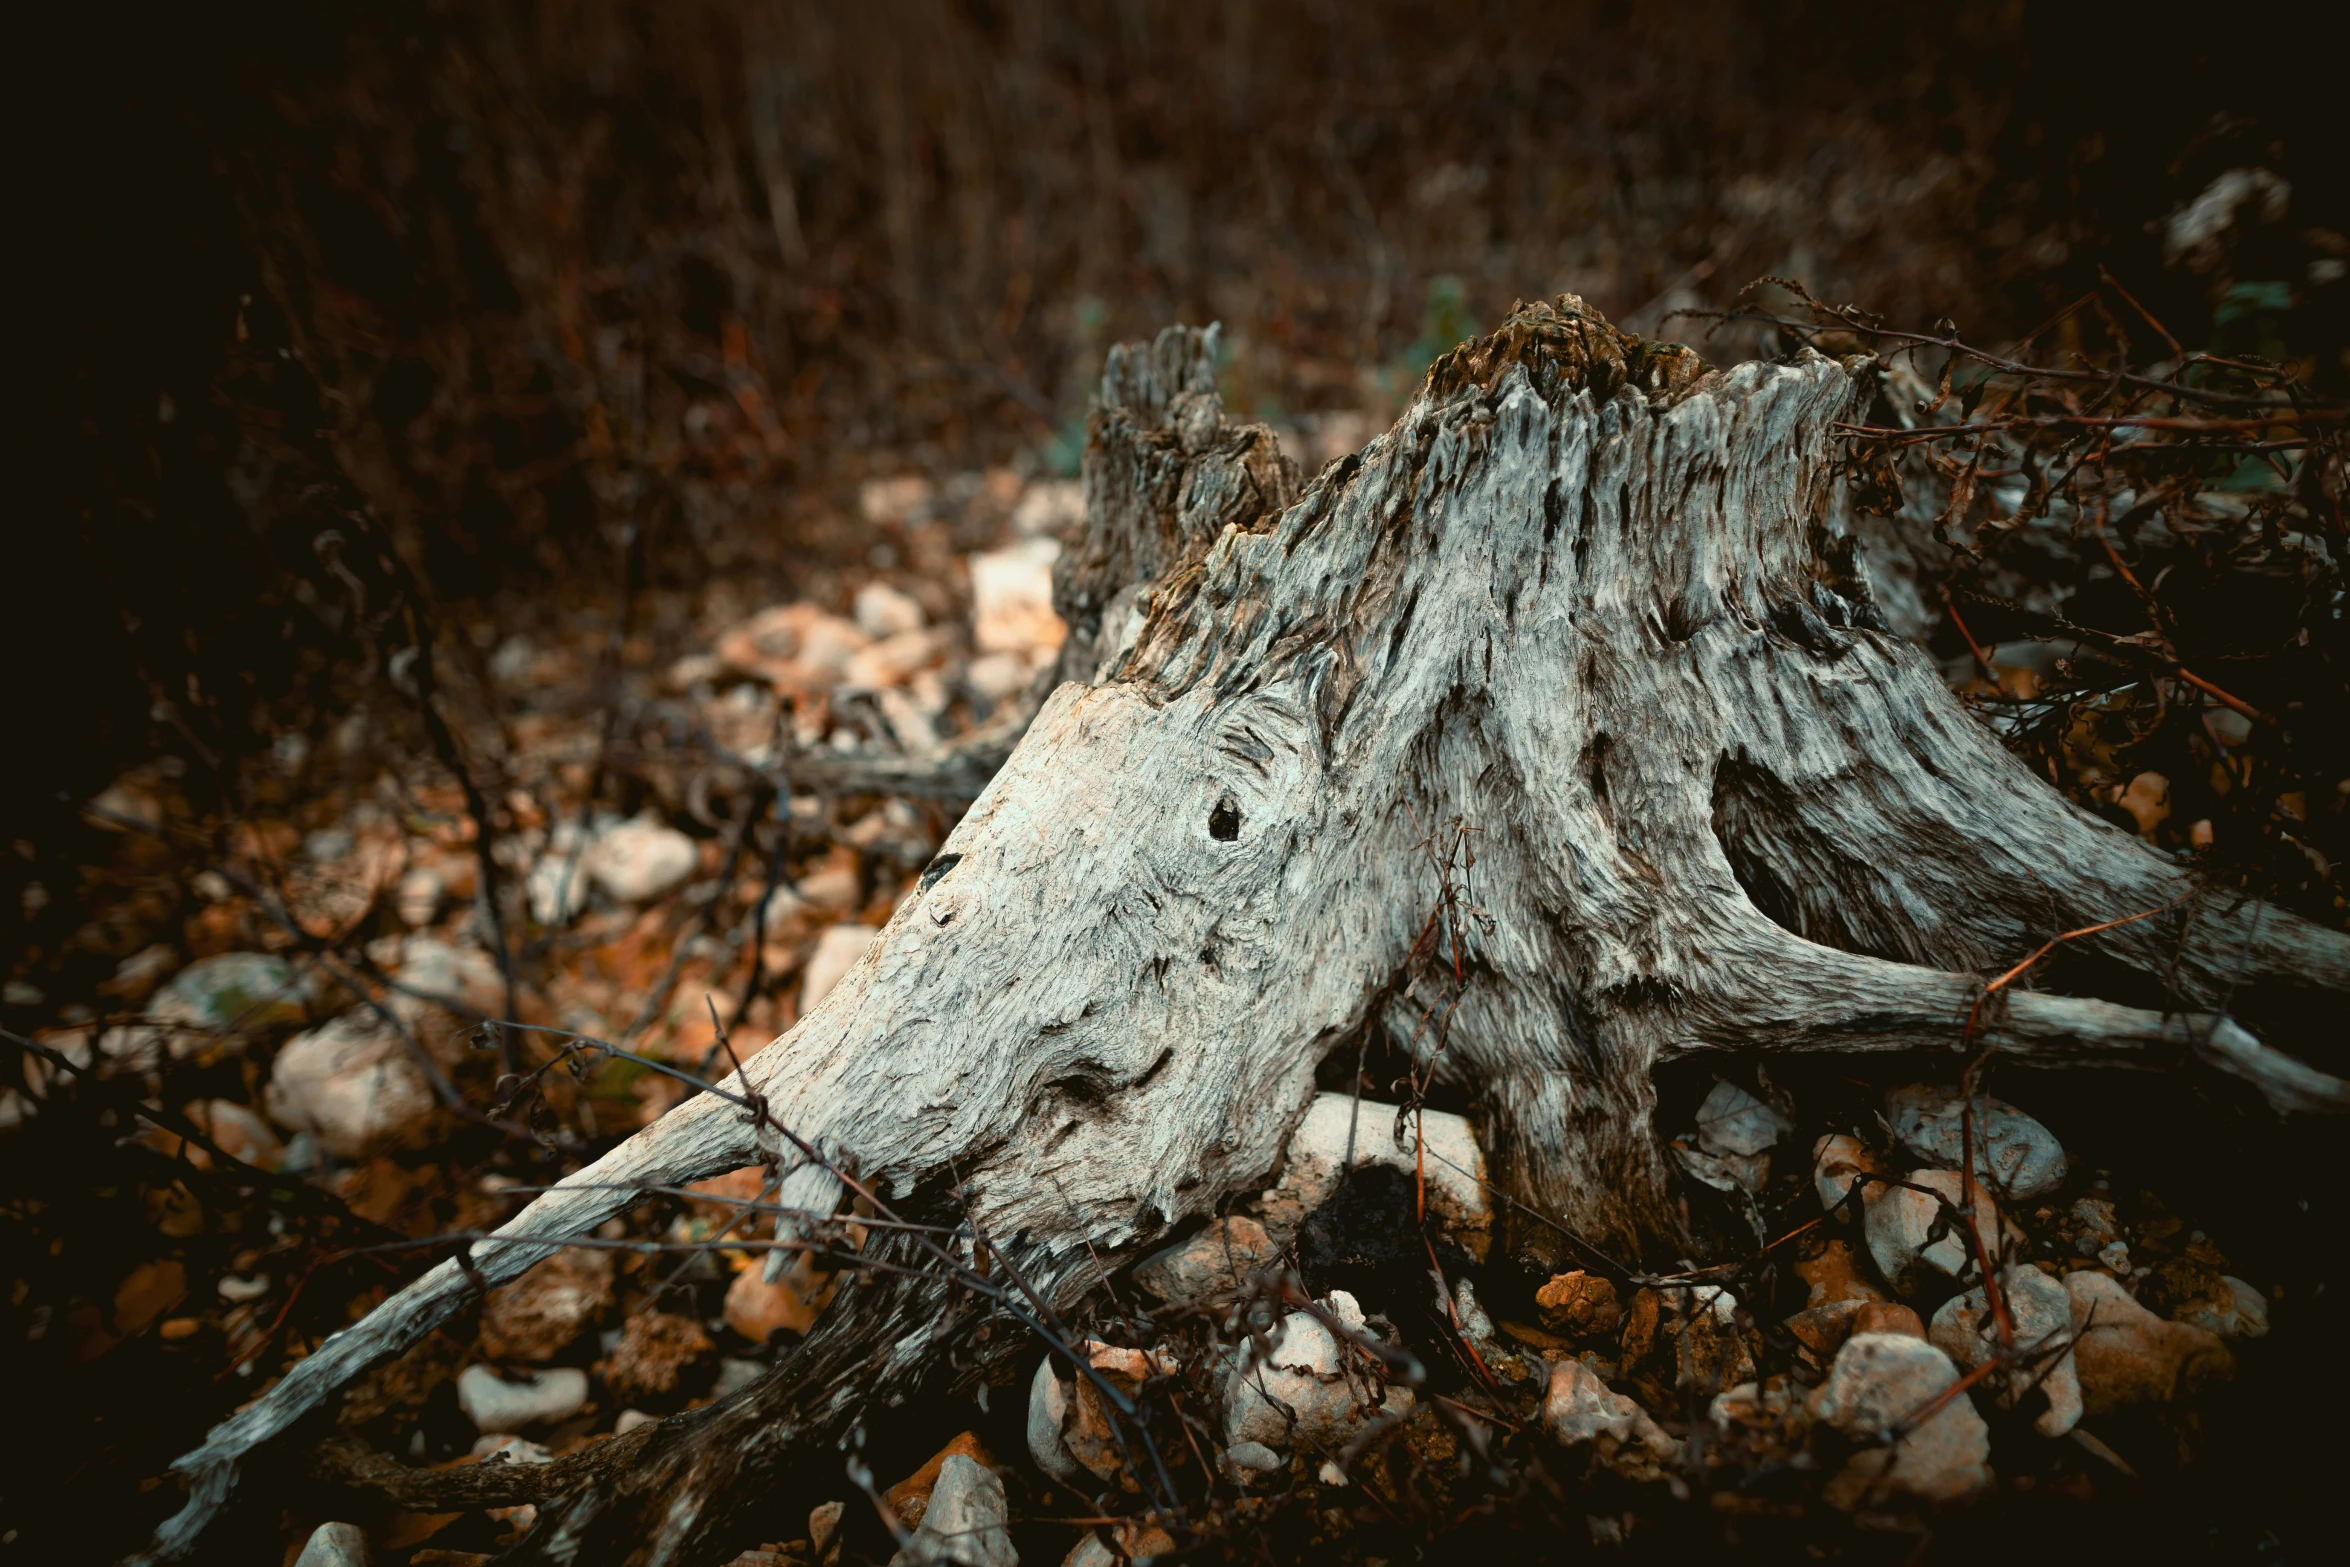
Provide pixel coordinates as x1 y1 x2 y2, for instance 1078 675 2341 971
142 298 2350 1564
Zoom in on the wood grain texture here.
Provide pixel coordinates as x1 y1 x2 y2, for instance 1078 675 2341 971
141 298 2350 1565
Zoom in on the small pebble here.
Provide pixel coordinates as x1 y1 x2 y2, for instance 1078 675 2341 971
456 1364 589 1433
292 1521 371 1567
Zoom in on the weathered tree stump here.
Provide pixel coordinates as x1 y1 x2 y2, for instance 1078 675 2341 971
144 298 2350 1565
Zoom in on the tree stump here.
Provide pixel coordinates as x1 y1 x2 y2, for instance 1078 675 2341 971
144 297 2350 1565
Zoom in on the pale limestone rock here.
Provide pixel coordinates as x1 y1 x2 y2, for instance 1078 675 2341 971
292 1521 371 1567
525 816 612 923
392 935 505 1021
1865 1169 2002 1297
965 650 1037 704
802 925 878 1012
715 602 872 691
1130 1215 1280 1308
1223 1440 1282 1475
2210 1275 2270 1340
711 1357 765 1399
1012 478 1084 538
589 815 699 905
886 1454 1016 1567
1928 1265 2082 1436
1886 1083 2067 1199
155 952 306 1033
1222 1302 1411 1452
107 952 309 1067
1026 1358 1086 1484
183 1097 284 1169
2064 1269 2233 1414
394 865 442 926
1696 1078 1791 1157
470 1433 553 1463
1540 1357 1679 1479
1274 1091 1490 1258
457 1364 589 1432
265 1010 436 1157
795 861 863 911
478 1247 614 1361
1813 1133 1886 1220
1809 1333 1992 1508
855 581 927 638
970 537 1065 655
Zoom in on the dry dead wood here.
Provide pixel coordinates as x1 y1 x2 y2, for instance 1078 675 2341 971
139 299 2350 1565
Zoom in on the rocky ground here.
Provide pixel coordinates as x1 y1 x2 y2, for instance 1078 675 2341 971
6 446 2341 1567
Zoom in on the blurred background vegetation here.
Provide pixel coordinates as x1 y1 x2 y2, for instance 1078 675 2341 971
19 0 2345 833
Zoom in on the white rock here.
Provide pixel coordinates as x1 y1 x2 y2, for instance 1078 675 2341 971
1129 1215 1281 1308
2202 1275 2270 1340
1452 1277 1496 1343
470 1433 553 1463
1864 1169 2002 1297
457 1364 589 1432
614 1408 659 1435
1928 1265 2082 1436
715 603 873 691
1276 1091 1491 1258
1695 1079 1791 1157
1809 1333 1993 1507
1223 1304 1413 1451
758 885 814 929
1708 1378 1801 1431
265 1010 436 1158
114 952 309 1065
965 651 1037 704
1813 1133 1885 1219
2068 1195 2120 1256
525 823 604 924
1223 1440 1283 1473
589 816 700 905
1540 1357 1678 1477
855 581 927 638
846 629 945 692
1012 478 1085 538
796 861 863 911
391 935 505 1031
1885 1084 2067 1200
1679 1080 1791 1198
395 865 442 926
801 925 878 1012
217 1273 270 1303
874 684 939 750
292 1520 371 1567
1676 1142 1768 1198
712 1357 767 1400
1025 1357 1086 1484
186 1097 285 1168
887 1453 1016 1567
969 537 1065 655
155 952 306 1032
